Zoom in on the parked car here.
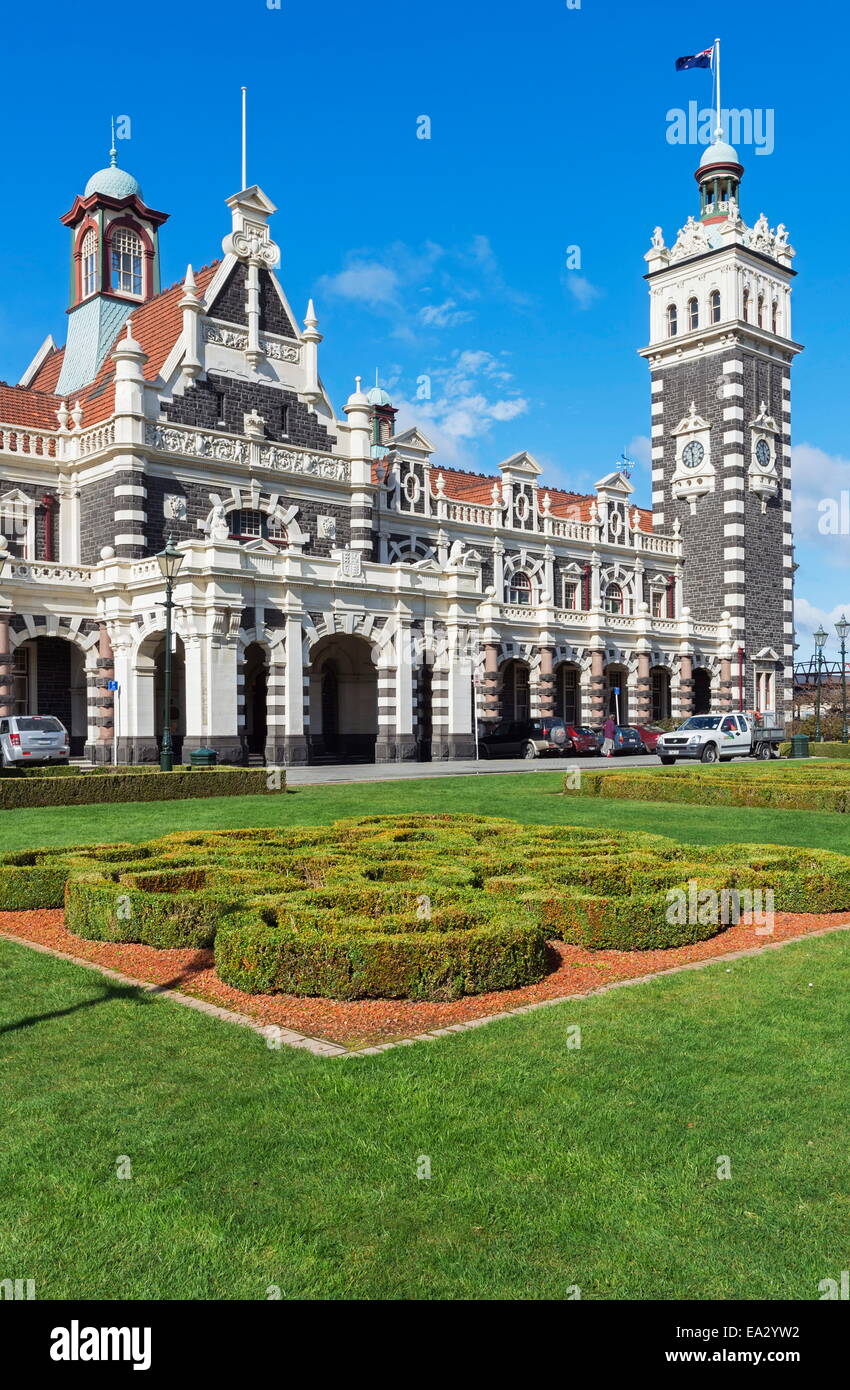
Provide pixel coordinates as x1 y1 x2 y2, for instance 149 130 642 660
596 724 646 756
478 717 570 760
562 724 601 756
0 715 70 767
633 724 666 753
656 712 784 764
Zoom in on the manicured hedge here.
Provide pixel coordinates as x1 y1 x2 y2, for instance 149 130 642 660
0 768 278 810
570 764 850 813
6 814 850 994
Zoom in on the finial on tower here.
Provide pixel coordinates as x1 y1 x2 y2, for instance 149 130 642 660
109 116 117 168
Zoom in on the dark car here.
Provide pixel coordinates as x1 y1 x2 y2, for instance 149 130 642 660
633 724 666 753
597 724 645 756
478 717 569 760
563 724 601 755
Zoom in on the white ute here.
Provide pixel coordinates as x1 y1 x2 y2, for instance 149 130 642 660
656 712 784 765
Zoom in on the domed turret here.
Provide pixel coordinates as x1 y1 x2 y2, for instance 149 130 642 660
695 132 744 223
367 377 397 457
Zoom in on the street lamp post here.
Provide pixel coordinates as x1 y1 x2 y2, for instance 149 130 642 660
836 614 849 744
156 535 185 772
813 625 828 743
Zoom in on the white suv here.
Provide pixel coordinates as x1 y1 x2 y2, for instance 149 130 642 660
0 715 70 767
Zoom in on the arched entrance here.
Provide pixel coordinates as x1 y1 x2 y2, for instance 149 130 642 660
554 662 581 725
153 637 186 764
650 666 671 721
502 659 530 722
693 667 712 714
13 636 87 755
605 664 629 724
309 634 377 763
242 643 268 759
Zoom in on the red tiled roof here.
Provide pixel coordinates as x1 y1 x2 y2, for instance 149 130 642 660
29 348 65 394
0 382 63 431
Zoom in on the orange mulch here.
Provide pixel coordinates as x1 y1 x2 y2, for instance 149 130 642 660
3 907 849 1049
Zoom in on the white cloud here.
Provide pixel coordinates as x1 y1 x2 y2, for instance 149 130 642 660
317 261 401 308
626 435 652 469
794 596 850 658
565 274 603 310
418 299 474 329
792 442 850 560
390 349 528 466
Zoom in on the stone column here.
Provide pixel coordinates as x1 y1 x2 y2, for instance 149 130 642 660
589 648 605 724
718 657 734 712
634 650 651 724
538 645 555 716
264 642 288 767
482 641 500 723
87 623 115 763
444 627 475 760
282 617 308 765
0 614 12 718
677 653 694 719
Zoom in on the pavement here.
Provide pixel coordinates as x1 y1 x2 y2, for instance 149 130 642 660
284 753 662 786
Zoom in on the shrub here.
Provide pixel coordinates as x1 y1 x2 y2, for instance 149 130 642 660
7 813 850 995
0 768 278 811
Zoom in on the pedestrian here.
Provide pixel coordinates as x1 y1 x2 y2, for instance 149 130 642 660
602 714 616 757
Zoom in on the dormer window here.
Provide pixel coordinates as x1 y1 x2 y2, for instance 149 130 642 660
111 227 143 297
229 509 286 545
667 304 678 337
710 290 721 323
81 228 98 299
688 298 699 330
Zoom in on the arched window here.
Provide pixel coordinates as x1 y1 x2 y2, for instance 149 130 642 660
710 289 721 323
111 227 143 297
604 582 624 615
507 571 533 606
688 297 699 330
666 304 678 336
771 300 779 334
757 294 765 327
81 228 98 299
742 288 750 321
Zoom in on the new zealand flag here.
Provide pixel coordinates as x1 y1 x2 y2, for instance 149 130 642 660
675 49 713 70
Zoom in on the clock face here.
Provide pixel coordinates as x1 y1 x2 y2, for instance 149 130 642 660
681 440 705 470
755 438 772 469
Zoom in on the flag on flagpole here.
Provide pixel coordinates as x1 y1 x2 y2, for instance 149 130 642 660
675 48 714 71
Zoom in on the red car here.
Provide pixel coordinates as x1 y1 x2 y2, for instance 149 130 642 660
563 724 601 755
633 725 666 753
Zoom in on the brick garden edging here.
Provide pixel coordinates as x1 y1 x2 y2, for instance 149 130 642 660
4 917 849 1058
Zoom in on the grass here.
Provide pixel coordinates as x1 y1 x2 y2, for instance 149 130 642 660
1 930 848 1299
2 770 850 853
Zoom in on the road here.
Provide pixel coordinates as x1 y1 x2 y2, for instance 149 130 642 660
284 753 663 786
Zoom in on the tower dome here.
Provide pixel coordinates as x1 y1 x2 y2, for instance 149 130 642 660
698 137 740 169
367 385 392 407
84 145 143 201
694 133 744 224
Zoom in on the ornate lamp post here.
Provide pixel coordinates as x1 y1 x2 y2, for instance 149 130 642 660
156 535 185 771
813 625 828 743
836 614 849 744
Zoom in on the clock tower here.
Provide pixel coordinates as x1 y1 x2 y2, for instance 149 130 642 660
640 134 801 721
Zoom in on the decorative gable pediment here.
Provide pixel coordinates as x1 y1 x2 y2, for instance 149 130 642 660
594 470 634 495
389 427 435 456
499 450 542 477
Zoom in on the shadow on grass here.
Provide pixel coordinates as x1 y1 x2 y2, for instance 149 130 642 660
0 953 213 1035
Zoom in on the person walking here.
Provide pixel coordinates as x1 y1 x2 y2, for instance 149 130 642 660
602 714 616 757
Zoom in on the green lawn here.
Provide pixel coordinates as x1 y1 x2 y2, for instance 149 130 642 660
2 770 850 853
1 930 848 1299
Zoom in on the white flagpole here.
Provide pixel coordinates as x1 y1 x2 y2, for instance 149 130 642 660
241 87 247 189
714 38 721 138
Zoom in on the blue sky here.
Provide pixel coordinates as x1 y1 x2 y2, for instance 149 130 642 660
1 0 848 658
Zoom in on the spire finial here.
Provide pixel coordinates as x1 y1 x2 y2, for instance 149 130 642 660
375 368 380 388
241 87 247 189
109 116 117 167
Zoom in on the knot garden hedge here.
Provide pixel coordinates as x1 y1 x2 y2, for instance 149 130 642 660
2 815 849 1001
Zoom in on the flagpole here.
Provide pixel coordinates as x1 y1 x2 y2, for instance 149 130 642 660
241 86 247 189
714 37 721 138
